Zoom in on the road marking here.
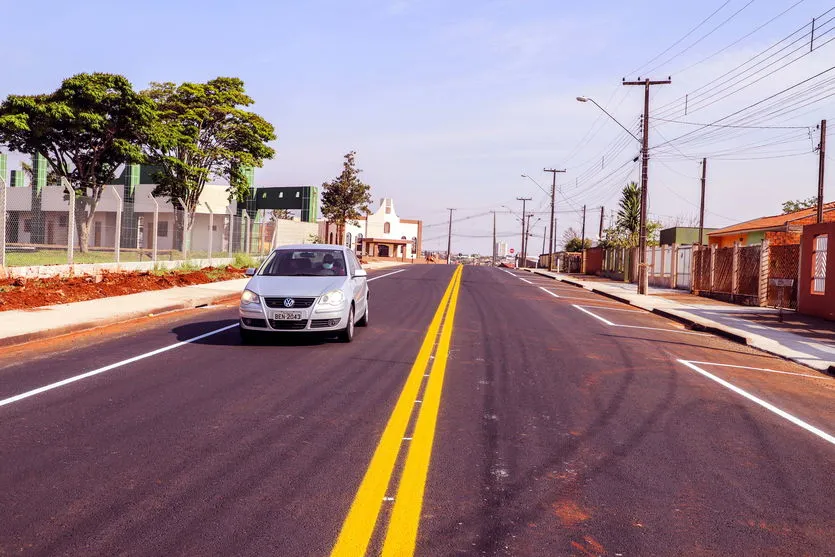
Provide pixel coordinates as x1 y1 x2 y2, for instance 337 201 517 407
0 323 240 409
520 278 534 284
678 360 835 446
368 269 406 281
539 287 560 298
576 304 644 314
330 265 462 557
684 361 825 380
572 304 709 336
382 255 464 556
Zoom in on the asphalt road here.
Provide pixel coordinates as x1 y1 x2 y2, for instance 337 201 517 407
0 265 833 556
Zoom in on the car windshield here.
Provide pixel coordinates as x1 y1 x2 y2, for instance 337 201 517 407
259 249 348 277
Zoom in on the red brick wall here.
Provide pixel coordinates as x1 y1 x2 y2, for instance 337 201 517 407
584 247 604 275
798 222 835 321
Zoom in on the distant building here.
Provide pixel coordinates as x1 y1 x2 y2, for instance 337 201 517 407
495 241 508 257
321 198 422 259
659 226 718 246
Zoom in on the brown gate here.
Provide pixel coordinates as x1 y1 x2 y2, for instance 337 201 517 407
767 244 800 309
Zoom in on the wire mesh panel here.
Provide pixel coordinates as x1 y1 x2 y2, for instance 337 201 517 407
767 244 800 309
675 245 692 290
737 245 761 298
713 247 734 294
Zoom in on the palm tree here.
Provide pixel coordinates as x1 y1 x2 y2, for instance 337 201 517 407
616 181 641 247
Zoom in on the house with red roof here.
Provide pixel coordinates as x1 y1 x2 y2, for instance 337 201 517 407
708 202 835 248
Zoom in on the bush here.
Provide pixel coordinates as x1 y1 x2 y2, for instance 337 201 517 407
233 253 259 269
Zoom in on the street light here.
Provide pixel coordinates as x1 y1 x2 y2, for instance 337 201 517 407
576 96 641 143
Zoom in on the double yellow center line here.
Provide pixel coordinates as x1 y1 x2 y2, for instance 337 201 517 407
331 265 464 557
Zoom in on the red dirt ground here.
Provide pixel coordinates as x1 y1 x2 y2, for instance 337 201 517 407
0 267 246 312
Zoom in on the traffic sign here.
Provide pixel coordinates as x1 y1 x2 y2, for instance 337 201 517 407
509 248 515 254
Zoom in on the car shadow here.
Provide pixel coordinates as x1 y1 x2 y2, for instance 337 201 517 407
171 320 338 346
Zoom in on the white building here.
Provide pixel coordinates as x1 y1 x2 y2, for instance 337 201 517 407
321 198 423 260
496 241 508 257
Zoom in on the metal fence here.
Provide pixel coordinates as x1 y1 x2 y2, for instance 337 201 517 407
767 244 800 309
1 181 272 270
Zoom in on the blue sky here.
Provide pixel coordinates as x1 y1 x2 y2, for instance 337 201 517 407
3 0 834 253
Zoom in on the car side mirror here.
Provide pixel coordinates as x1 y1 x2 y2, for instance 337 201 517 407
353 269 368 278
245 267 256 276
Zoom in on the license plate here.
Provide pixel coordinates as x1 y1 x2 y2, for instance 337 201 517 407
272 311 303 320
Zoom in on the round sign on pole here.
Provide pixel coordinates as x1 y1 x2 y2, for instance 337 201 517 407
509 248 515 254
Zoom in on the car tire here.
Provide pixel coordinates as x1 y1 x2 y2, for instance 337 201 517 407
339 306 355 343
357 299 369 327
240 325 258 345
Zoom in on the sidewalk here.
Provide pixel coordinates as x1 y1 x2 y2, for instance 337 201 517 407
0 260 405 347
524 269 835 374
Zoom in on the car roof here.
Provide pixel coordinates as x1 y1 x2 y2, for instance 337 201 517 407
271 244 348 252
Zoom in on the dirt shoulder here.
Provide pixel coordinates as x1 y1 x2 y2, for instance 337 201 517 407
0 267 247 312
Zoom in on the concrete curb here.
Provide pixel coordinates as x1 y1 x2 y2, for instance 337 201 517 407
523 268 832 373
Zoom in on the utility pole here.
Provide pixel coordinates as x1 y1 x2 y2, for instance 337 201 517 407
581 205 587 249
818 119 827 223
492 211 497 267
541 227 546 259
516 197 531 268
525 213 533 268
446 208 455 264
599 206 605 241
544 168 566 272
623 77 671 294
699 158 707 244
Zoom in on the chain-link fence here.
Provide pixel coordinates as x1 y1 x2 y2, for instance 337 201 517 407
1 182 270 270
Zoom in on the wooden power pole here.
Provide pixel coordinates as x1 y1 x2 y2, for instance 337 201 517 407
544 168 566 271
699 158 707 245
623 77 671 294
446 208 455 264
818 119 827 223
598 206 605 241
492 210 497 267
516 197 531 267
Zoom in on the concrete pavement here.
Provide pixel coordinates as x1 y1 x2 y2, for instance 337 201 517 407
525 268 835 374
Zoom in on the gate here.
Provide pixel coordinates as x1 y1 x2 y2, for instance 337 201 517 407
675 245 692 290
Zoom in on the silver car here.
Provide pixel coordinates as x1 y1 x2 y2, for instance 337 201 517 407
238 245 370 343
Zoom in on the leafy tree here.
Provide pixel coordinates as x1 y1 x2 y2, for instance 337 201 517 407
781 197 817 214
0 73 155 252
142 77 276 247
20 161 59 186
321 151 373 244
271 209 293 220
562 226 592 252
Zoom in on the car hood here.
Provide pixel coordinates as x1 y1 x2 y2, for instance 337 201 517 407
246 275 348 297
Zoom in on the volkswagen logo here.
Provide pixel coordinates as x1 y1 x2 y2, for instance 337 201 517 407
283 298 296 308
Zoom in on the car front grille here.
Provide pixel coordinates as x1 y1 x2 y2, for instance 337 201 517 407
264 297 316 309
269 319 308 330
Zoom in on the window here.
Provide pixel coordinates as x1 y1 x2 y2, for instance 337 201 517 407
329 232 334 244
259 249 347 277
58 215 68 227
356 233 363 254
813 234 828 294
384 222 391 234
158 221 169 238
23 219 31 233
345 232 352 248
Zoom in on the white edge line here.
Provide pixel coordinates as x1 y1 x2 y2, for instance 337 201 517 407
367 269 406 282
575 304 644 314
539 287 560 298
572 304 709 336
685 361 826 380
520 278 533 284
572 304 616 326
678 360 835 446
0 323 240 409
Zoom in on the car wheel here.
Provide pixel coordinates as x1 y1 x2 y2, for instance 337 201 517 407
357 298 369 327
339 306 355 343
240 325 258 345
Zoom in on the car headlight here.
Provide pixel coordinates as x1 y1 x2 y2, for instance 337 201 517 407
240 289 260 306
317 290 345 307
